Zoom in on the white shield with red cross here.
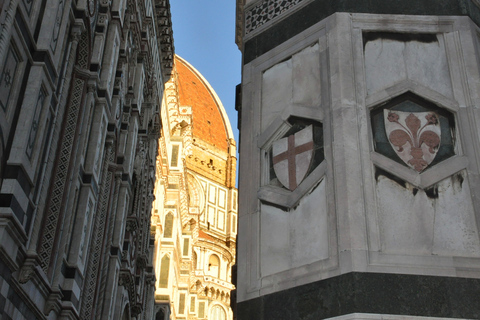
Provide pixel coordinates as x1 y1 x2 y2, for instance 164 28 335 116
272 125 314 191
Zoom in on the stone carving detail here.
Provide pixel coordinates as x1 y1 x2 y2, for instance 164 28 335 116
44 291 63 315
22 0 34 15
385 110 440 172
50 0 66 51
137 254 148 269
39 78 85 272
119 270 136 306
272 125 314 190
80 144 114 319
26 89 46 159
245 0 304 35
0 47 19 111
77 32 90 69
88 0 97 17
126 216 139 232
18 257 38 284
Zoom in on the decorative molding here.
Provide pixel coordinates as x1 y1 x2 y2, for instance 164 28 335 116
257 106 326 209
153 0 175 80
39 77 85 273
44 290 63 315
245 0 305 35
119 269 136 305
18 256 38 284
367 83 465 189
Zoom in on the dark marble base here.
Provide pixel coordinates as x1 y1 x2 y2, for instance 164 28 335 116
237 272 480 320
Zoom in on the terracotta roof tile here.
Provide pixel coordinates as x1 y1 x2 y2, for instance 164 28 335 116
175 57 229 150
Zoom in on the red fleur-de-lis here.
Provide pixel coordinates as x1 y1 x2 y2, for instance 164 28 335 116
387 112 441 172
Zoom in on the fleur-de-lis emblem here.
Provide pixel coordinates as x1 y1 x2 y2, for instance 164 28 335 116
384 110 441 172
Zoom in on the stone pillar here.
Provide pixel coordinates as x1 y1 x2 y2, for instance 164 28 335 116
235 1 480 319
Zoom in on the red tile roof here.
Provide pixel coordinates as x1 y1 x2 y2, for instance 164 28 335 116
175 57 229 151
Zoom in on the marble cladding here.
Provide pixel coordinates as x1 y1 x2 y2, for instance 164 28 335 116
245 0 305 35
237 12 480 306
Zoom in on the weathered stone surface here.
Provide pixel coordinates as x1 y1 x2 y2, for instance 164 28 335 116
260 179 328 276
365 34 452 97
236 6 480 319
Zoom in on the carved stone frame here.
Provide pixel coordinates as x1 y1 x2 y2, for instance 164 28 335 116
367 81 466 189
258 106 326 209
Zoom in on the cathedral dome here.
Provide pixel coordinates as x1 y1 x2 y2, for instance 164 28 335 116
175 55 234 151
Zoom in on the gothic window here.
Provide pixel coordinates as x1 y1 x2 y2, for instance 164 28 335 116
193 251 197 269
198 301 205 318
190 296 196 313
371 93 455 172
170 144 180 167
164 213 173 238
182 237 189 257
231 214 237 233
210 305 226 320
207 254 220 278
159 255 170 288
155 308 165 320
178 293 186 315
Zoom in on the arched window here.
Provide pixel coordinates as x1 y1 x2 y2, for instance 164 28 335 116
159 255 170 288
210 305 226 320
164 213 173 238
155 308 165 320
122 305 130 320
207 254 220 278
193 251 197 269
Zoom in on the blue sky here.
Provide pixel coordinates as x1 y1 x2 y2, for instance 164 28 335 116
169 1 241 143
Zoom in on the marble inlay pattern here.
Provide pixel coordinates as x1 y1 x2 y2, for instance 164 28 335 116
245 0 304 35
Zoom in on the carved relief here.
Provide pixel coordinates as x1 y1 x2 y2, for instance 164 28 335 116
385 111 441 172
88 0 97 17
371 93 455 175
272 125 314 190
26 88 46 159
0 47 19 111
245 0 305 35
50 0 66 51
269 118 323 191
258 109 326 209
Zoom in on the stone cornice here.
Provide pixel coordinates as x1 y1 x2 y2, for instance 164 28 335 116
242 0 480 64
153 0 175 81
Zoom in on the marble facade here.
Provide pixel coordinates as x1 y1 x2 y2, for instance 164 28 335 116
0 0 173 319
151 56 238 320
235 0 480 319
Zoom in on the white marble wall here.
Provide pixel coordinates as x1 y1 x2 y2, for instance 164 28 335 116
238 13 480 302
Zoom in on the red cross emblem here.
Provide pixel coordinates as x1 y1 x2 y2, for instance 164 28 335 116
272 125 314 191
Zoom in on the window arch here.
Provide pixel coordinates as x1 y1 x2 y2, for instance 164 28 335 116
210 305 226 320
159 255 170 288
164 212 173 238
155 308 165 320
193 250 197 269
207 254 220 278
122 305 130 320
